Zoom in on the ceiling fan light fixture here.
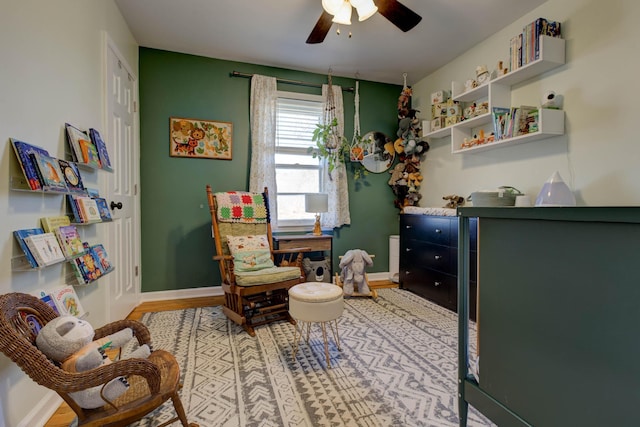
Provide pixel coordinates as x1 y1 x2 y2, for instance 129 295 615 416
322 0 344 15
331 1 352 25
350 0 378 21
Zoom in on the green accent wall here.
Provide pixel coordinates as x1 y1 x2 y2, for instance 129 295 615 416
139 47 403 292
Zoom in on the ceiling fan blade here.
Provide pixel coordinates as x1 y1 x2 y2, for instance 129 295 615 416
306 11 334 44
375 0 422 32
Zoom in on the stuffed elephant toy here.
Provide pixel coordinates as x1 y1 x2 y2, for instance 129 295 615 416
339 249 373 295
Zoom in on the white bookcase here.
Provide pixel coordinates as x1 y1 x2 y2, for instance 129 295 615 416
423 35 566 154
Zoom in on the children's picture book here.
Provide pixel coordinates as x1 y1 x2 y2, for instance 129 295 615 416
50 286 85 317
73 251 103 283
86 187 100 198
38 292 60 315
69 259 89 285
65 123 91 164
77 197 102 222
14 228 45 268
41 215 71 233
67 194 84 223
55 225 84 257
23 232 66 266
31 152 68 192
93 197 113 221
90 244 112 273
79 138 101 168
89 128 112 171
10 138 50 190
57 159 85 193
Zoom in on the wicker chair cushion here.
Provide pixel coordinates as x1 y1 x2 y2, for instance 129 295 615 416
235 266 301 287
226 234 274 272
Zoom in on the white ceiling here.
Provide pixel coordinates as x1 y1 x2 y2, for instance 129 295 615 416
115 0 546 85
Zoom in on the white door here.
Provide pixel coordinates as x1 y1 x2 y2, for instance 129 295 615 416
104 35 141 321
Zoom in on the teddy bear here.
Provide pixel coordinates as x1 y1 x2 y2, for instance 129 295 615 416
388 162 406 186
339 249 373 296
443 194 465 209
36 315 151 409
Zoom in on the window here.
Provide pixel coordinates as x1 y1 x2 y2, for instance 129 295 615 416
275 91 324 228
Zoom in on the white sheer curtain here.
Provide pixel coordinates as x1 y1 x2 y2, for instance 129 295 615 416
249 74 278 226
321 83 351 228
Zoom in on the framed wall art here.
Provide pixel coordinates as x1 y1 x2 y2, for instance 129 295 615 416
170 117 233 159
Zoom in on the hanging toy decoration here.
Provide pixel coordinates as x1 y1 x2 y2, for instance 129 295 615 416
388 73 430 211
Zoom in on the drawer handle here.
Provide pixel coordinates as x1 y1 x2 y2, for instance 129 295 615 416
405 271 411 275
405 248 412 252
434 255 442 260
434 281 442 287
435 228 442 233
405 225 413 229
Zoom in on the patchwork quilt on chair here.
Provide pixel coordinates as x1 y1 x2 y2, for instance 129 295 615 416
215 191 268 223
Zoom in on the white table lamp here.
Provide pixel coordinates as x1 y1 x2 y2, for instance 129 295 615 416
305 193 329 236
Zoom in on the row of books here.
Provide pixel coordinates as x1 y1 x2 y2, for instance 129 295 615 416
492 106 539 141
10 124 112 192
509 17 562 72
20 288 86 336
14 220 112 276
65 123 112 171
39 286 86 318
67 193 112 223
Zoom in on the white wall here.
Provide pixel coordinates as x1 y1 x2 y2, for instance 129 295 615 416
413 0 640 207
0 1 137 426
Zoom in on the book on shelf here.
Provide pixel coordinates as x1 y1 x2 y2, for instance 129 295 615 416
89 128 112 170
67 194 84 223
10 138 50 190
491 107 511 141
90 244 112 273
41 215 72 233
76 196 102 222
57 159 86 193
55 225 84 258
516 106 539 136
50 286 85 317
72 251 103 283
86 187 100 198
40 293 60 315
31 152 68 192
65 123 91 164
79 137 101 168
93 197 113 221
23 232 66 266
14 228 45 268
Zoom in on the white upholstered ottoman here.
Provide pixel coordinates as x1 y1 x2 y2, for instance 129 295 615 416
289 282 344 368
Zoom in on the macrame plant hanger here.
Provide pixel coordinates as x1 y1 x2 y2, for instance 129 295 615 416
352 79 361 148
324 70 338 151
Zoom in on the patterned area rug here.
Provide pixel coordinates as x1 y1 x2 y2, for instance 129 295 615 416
129 288 493 427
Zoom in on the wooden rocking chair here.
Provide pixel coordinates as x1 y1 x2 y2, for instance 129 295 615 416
206 185 311 336
0 292 198 427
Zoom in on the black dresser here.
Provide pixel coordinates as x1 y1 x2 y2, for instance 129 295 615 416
399 214 477 320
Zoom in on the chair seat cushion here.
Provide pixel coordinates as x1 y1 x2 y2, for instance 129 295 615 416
235 266 301 287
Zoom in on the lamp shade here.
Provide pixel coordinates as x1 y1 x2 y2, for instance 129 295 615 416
351 0 378 21
331 1 352 25
322 0 344 15
305 193 329 213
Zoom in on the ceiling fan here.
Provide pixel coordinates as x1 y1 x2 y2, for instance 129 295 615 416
306 0 422 44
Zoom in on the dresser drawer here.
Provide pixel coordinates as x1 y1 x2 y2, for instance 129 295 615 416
402 215 452 246
404 240 456 274
401 266 455 309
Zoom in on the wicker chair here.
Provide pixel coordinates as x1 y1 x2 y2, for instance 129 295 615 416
206 185 311 336
0 292 198 427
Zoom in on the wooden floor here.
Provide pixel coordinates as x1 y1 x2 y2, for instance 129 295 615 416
44 280 397 427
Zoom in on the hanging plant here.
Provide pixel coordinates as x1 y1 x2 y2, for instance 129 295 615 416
309 117 350 175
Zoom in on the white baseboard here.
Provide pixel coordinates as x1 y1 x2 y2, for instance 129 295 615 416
141 285 224 302
140 274 392 303
18 391 62 427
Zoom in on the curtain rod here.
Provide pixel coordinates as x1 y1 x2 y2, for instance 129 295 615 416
230 71 355 93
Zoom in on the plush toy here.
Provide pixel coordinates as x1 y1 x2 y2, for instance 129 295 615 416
443 194 465 209
36 316 151 409
388 162 406 186
302 257 331 283
339 249 373 296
